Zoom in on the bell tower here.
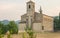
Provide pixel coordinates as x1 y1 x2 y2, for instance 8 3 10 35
26 0 35 29
27 0 35 16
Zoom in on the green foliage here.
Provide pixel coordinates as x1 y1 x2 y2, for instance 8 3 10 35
8 21 18 34
0 21 18 34
0 22 8 34
57 15 60 30
2 25 9 34
54 16 60 31
54 18 59 30
0 22 4 34
25 27 34 38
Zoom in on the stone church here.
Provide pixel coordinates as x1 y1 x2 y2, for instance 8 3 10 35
19 0 54 32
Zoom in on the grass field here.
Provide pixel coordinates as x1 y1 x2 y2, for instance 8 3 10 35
18 32 60 38
3 32 60 38
35 32 60 38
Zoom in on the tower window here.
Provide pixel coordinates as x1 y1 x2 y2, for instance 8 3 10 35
29 5 31 8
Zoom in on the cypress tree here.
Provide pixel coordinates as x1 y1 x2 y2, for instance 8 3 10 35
58 13 60 30
59 13 60 23
59 13 60 26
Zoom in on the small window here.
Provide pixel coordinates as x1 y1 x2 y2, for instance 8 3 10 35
29 5 31 8
42 26 44 30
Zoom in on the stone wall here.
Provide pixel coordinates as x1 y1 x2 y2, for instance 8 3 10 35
19 23 26 32
33 23 42 32
43 15 54 32
21 14 27 22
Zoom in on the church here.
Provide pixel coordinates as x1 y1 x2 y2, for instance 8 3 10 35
19 0 54 32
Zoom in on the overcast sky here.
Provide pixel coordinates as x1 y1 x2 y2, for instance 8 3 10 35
0 0 60 21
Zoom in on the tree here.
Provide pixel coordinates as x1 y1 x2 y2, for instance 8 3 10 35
8 21 18 34
54 15 60 31
0 22 4 34
0 21 9 35
0 22 4 38
57 13 60 30
54 18 59 31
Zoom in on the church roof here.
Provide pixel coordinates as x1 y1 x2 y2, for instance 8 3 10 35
22 14 26 16
35 12 53 18
27 0 35 4
21 12 53 19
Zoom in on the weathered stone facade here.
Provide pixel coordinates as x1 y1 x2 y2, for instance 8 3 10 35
19 0 54 32
19 23 26 32
43 14 54 32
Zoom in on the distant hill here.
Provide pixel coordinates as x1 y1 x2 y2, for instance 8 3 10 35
0 20 20 25
1 20 9 25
